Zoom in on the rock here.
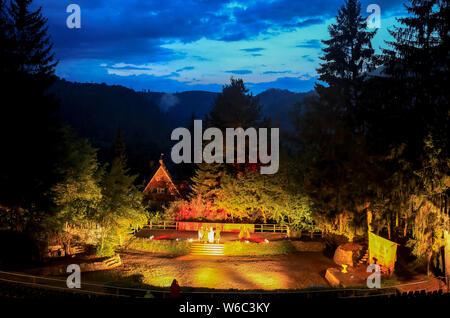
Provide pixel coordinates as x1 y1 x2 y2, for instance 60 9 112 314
325 268 341 287
333 243 363 267
291 241 325 252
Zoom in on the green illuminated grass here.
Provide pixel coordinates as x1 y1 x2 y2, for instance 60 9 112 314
223 240 295 256
128 238 191 255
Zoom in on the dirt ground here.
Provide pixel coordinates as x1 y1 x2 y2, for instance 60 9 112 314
117 250 335 290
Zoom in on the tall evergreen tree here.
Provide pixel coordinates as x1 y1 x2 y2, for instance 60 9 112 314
191 78 264 200
96 130 146 256
0 0 61 235
207 77 263 130
380 0 450 272
317 0 377 116
292 0 379 240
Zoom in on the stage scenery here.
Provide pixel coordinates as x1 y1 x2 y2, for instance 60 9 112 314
0 0 449 311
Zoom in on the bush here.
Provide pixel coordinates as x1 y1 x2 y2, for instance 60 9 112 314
96 244 116 257
128 238 191 255
223 240 294 256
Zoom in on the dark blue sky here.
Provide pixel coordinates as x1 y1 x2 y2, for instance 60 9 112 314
35 0 407 93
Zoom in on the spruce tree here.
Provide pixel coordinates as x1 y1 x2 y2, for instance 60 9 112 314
383 0 449 157
317 0 377 112
191 163 225 200
382 0 450 273
7 0 56 77
96 130 146 256
208 77 263 129
0 0 61 234
191 78 264 203
293 0 379 240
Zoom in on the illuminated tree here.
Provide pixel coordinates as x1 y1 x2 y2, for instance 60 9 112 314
407 137 449 275
49 129 102 253
95 130 147 256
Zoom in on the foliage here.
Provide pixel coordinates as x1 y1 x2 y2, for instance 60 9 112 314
214 159 314 229
95 130 148 255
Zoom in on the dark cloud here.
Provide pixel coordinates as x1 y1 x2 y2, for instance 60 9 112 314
296 39 322 48
32 0 405 92
301 55 315 62
282 18 324 30
240 48 265 52
225 70 253 75
263 70 291 75
36 0 405 62
176 66 195 72
247 75 318 93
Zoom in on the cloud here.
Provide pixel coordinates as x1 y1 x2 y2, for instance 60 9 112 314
176 66 195 72
240 48 265 53
225 70 253 75
247 75 318 94
296 39 322 48
35 0 406 93
263 70 291 75
301 55 315 62
282 18 324 30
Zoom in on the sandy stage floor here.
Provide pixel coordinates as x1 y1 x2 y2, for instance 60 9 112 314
114 250 335 290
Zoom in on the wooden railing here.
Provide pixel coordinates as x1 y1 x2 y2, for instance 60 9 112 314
147 220 178 230
254 223 287 233
144 221 288 233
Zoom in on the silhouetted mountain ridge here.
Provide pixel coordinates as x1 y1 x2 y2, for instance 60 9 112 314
49 78 312 178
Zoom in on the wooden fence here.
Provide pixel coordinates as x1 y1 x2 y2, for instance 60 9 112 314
144 221 289 233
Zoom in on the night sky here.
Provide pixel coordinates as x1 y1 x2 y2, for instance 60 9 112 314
34 0 407 93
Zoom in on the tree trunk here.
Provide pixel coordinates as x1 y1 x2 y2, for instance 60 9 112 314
100 233 105 254
427 251 433 276
387 219 391 240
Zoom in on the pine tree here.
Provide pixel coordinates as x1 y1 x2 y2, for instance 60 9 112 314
96 130 147 256
208 77 263 130
190 163 225 200
191 78 264 203
0 0 61 235
317 0 377 112
292 0 379 240
7 0 56 77
383 0 449 157
381 0 449 274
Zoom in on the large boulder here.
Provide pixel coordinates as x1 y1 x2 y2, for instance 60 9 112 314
333 243 364 267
